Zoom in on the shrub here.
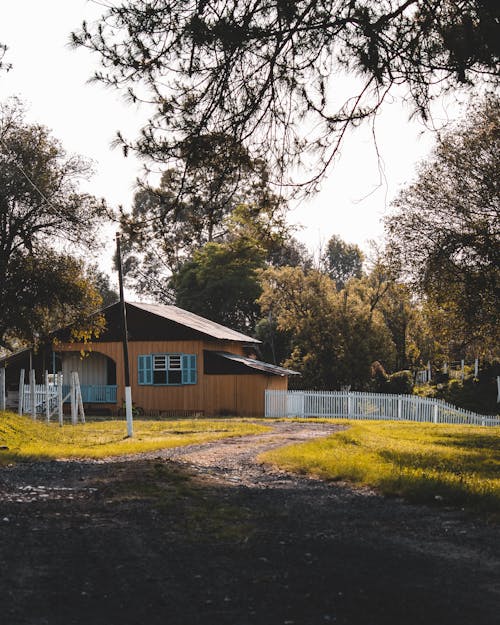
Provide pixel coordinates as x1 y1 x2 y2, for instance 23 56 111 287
386 370 414 395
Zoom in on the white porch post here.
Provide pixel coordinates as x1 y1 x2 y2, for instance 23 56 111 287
0 367 5 411
18 369 25 415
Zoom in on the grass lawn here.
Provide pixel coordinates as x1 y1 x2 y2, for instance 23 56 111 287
0 411 270 464
259 420 500 516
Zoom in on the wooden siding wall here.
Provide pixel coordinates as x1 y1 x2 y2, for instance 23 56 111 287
57 340 288 417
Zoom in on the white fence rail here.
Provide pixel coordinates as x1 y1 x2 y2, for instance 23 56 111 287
265 390 500 427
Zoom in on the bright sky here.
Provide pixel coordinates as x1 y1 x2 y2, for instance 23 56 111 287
0 1 467 268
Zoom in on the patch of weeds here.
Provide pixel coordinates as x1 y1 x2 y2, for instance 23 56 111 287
101 461 255 543
260 421 500 517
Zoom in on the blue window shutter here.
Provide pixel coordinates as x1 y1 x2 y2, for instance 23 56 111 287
182 354 197 385
138 355 152 385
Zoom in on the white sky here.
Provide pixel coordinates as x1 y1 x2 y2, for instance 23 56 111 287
0 0 467 269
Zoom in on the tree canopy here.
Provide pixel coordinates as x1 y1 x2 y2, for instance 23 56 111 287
323 234 364 289
385 94 499 355
73 1 500 188
259 266 396 388
0 99 108 351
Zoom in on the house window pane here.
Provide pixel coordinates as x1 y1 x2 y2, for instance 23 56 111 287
168 370 182 384
153 370 167 384
153 355 167 370
168 355 181 370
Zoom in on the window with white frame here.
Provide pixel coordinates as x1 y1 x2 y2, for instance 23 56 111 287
138 353 197 386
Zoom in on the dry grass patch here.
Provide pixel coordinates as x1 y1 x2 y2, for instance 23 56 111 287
260 420 500 516
0 411 269 464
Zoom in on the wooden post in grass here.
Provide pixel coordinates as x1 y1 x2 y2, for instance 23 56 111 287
74 371 85 424
18 369 25 415
70 371 77 425
29 369 36 420
474 358 479 378
0 367 5 411
58 373 64 426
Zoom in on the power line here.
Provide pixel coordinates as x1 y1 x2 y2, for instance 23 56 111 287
0 136 60 212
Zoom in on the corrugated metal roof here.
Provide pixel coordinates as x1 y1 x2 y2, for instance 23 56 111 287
129 302 260 343
212 351 299 376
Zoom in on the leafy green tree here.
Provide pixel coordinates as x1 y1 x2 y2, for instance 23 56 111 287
385 94 500 354
0 99 107 351
323 235 364 289
2 250 105 352
259 266 395 388
120 135 283 295
73 1 499 189
171 238 266 333
87 266 119 308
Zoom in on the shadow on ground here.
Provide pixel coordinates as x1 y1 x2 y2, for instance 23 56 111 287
0 458 499 625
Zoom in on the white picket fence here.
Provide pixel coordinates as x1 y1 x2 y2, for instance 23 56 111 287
265 390 500 427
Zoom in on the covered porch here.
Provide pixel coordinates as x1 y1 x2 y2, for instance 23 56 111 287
59 351 118 404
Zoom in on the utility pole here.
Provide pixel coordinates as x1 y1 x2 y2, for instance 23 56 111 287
116 232 133 437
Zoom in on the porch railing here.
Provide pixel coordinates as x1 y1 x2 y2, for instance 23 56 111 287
62 384 117 404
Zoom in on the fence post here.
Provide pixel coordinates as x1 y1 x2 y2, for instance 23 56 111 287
433 403 438 424
397 396 402 420
0 367 5 412
474 358 478 378
18 369 25 415
461 359 465 380
427 361 432 382
29 369 36 420
347 392 352 418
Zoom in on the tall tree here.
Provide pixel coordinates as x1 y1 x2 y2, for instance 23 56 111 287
169 203 298 331
322 235 364 289
73 1 500 189
0 99 107 350
385 94 500 353
119 135 283 295
259 266 395 388
172 238 265 333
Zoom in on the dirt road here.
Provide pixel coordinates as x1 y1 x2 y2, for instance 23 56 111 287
0 421 498 625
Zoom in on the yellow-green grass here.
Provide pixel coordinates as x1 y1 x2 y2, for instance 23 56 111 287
0 411 270 464
259 420 500 515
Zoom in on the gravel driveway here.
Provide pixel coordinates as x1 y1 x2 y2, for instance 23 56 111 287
0 421 498 625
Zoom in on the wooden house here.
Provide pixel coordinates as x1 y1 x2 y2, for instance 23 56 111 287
0 302 298 417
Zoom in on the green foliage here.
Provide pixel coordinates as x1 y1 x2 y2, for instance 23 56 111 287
385 95 500 356
386 370 414 395
171 238 265 333
415 367 500 415
322 235 364 290
73 1 499 190
260 421 500 516
119 135 283 298
0 99 107 351
259 266 396 389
